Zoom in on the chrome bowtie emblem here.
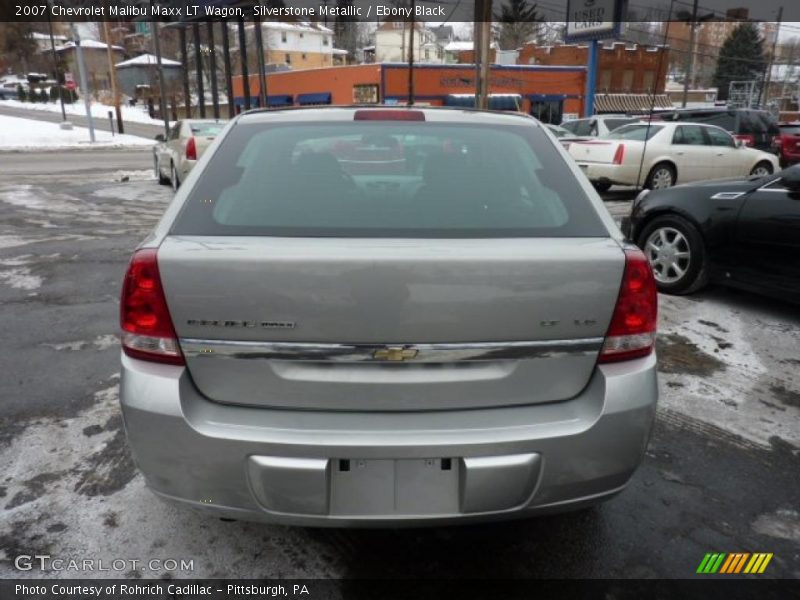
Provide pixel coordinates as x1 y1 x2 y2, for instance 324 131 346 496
373 346 419 361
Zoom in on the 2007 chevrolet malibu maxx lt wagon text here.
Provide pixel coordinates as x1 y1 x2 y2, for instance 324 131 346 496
119 107 658 526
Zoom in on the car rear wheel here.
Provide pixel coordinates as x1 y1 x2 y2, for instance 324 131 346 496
592 181 612 193
155 157 170 185
637 214 706 294
750 162 773 177
645 163 675 190
171 163 180 191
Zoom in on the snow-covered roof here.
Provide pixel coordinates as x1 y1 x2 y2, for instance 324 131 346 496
31 32 67 41
248 21 332 34
116 54 181 68
55 39 124 52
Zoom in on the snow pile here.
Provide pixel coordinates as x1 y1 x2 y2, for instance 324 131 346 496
0 97 172 126
0 114 152 150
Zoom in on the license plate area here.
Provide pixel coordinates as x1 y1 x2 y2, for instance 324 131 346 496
330 458 458 516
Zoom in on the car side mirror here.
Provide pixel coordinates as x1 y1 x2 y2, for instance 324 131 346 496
154 134 165 142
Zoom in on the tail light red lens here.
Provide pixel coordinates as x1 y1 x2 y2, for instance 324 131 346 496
186 136 197 160
612 143 626 165
120 249 184 365
734 134 754 147
354 110 425 121
598 247 658 363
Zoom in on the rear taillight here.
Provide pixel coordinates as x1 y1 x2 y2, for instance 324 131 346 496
598 247 658 364
120 249 184 365
185 136 197 160
734 134 754 147
612 144 626 165
354 109 425 121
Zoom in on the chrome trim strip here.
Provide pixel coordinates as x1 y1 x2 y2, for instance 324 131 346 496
180 337 605 363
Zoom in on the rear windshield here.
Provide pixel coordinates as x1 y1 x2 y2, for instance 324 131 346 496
780 124 800 135
170 121 607 238
604 118 639 132
603 124 663 141
190 122 225 136
546 125 571 138
561 119 593 136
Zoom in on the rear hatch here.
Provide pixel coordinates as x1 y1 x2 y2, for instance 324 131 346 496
160 113 624 411
159 237 623 411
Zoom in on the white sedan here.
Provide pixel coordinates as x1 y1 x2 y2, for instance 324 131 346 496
154 119 226 191
568 122 780 192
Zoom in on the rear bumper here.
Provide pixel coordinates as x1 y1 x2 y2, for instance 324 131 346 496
119 352 658 526
577 163 640 187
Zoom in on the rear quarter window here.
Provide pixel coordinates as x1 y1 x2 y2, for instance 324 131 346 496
171 120 608 238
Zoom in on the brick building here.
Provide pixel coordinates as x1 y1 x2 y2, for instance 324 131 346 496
518 42 669 95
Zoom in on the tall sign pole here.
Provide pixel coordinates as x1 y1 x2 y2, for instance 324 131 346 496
585 40 599 117
70 23 96 143
564 0 625 118
102 18 124 134
47 7 67 122
148 6 170 138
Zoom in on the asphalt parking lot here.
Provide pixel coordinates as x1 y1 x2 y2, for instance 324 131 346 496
1 148 798 580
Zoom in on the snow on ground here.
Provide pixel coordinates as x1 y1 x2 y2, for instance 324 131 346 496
0 98 171 126
0 114 152 150
657 293 800 450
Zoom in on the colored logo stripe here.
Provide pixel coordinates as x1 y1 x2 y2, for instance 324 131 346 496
744 553 773 574
719 553 749 573
698 552 773 574
697 553 726 573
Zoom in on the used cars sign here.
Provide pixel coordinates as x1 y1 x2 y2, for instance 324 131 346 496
564 0 626 42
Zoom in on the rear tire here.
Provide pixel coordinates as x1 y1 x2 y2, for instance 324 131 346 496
645 162 676 190
171 163 180 192
750 161 773 177
637 214 707 295
592 181 612 193
155 157 170 185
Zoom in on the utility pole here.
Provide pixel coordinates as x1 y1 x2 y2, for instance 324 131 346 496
760 7 783 108
476 0 492 109
102 18 123 134
681 0 699 108
70 23 96 143
407 0 415 105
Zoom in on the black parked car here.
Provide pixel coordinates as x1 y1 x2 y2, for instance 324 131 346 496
622 165 800 303
655 108 779 153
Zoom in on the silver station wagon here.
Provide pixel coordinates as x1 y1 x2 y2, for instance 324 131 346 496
119 107 658 526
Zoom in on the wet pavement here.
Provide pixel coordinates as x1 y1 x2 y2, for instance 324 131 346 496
0 151 798 579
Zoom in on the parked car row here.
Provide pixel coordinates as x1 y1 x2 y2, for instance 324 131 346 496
568 122 778 191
